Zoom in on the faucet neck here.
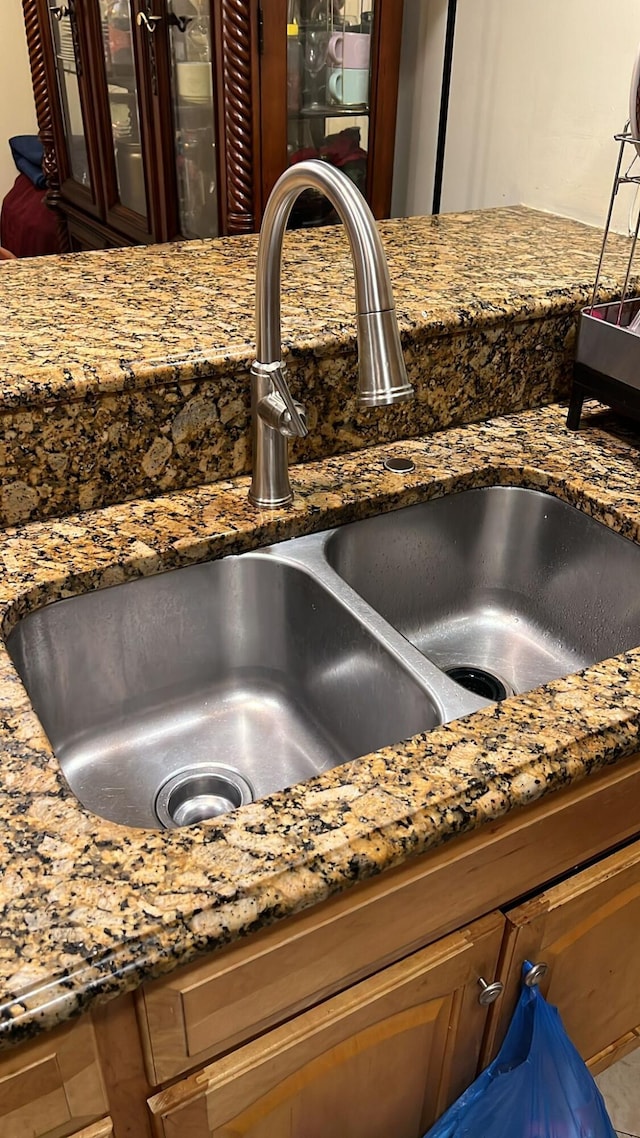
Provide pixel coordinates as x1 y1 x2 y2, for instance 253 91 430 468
255 160 397 365
249 161 412 510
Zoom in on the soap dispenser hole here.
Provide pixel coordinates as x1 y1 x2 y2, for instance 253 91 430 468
383 455 416 474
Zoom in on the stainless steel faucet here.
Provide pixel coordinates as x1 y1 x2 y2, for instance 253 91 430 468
248 160 414 508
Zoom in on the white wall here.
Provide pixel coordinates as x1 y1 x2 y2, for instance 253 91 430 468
393 0 447 221
394 0 640 234
0 0 38 205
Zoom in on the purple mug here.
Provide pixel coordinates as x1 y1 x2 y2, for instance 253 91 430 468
326 31 371 70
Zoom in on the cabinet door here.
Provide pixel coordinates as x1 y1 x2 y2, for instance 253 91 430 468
148 912 505 1138
484 840 640 1072
259 0 404 228
40 0 105 219
90 0 179 243
165 0 219 238
95 0 241 243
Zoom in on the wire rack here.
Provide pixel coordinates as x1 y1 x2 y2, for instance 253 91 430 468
569 126 640 429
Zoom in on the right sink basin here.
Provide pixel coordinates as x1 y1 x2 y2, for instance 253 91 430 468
325 486 640 700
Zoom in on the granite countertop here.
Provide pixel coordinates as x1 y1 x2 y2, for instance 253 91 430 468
1 205 638 531
1 400 640 1047
0 205 635 410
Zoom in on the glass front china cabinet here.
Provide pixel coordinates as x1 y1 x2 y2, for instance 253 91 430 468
21 0 404 250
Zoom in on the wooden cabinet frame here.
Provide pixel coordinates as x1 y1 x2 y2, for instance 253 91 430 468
258 0 404 218
20 0 402 248
214 0 262 233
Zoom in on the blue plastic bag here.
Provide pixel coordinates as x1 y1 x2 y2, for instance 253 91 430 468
424 964 616 1138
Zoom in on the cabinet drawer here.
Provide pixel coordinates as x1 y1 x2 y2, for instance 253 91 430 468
0 1016 108 1138
485 837 640 1067
148 912 505 1138
138 754 640 1084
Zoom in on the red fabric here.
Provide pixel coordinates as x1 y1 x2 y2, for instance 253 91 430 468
289 128 368 171
0 174 61 258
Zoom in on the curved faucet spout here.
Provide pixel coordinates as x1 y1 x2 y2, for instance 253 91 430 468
249 160 413 509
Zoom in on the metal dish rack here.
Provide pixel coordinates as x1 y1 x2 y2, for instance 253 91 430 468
569 127 640 428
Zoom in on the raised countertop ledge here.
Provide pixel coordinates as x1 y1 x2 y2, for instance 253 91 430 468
1 401 640 1045
0 205 636 409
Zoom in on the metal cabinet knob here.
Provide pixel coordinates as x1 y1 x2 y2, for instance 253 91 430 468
477 977 504 1006
50 5 70 19
524 962 549 987
136 10 162 32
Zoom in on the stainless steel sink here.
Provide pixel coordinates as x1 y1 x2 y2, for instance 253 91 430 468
10 484 640 830
7 555 445 829
325 486 640 699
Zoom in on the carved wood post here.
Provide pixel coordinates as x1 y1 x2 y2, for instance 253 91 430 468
218 0 258 234
21 0 70 251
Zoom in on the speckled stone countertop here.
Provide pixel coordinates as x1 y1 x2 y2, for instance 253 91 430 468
1 399 640 1047
0 205 637 525
0 204 629 406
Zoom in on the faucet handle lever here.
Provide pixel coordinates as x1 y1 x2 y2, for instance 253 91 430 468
258 392 307 438
252 361 308 438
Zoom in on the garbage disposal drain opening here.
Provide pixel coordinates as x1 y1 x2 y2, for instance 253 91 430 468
155 765 254 828
445 666 513 702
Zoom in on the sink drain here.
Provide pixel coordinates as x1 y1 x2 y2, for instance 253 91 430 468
445 666 514 702
155 765 254 828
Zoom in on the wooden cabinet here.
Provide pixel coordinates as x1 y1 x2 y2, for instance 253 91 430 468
147 913 505 1138
0 1016 108 1138
20 0 404 251
483 839 640 1074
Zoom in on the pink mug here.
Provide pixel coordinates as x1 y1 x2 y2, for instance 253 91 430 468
326 31 371 70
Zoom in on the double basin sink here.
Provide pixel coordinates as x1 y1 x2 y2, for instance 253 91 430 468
8 486 640 829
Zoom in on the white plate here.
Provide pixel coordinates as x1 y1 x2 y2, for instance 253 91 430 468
629 41 640 154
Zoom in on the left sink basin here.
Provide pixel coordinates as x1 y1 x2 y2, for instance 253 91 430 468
7 554 441 829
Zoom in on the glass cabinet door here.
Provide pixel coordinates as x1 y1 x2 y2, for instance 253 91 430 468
48 2 92 190
98 0 149 223
166 0 218 238
285 0 374 228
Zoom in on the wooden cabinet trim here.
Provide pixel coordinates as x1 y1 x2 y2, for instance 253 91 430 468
215 0 261 234
23 0 403 247
257 0 288 211
91 992 154 1138
367 0 405 218
139 753 640 1084
21 0 70 250
588 1027 640 1076
70 1120 114 1138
